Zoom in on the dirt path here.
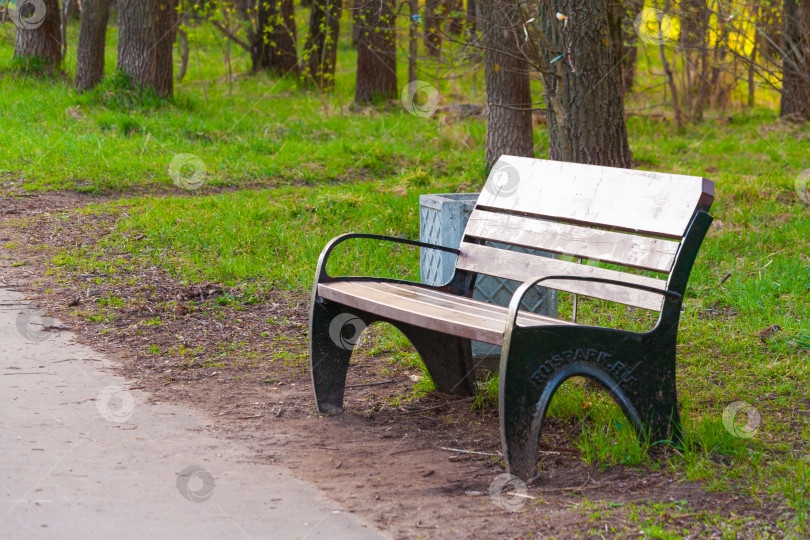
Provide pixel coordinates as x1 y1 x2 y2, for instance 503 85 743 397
0 286 387 540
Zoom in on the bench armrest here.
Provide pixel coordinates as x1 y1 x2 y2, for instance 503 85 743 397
506 275 683 330
314 233 460 282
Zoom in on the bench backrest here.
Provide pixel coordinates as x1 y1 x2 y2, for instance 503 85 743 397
456 156 714 311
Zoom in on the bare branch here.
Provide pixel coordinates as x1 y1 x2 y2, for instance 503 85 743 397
210 19 252 52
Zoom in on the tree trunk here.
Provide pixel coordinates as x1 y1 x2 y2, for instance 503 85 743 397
424 0 442 57
117 0 178 98
466 0 477 35
355 0 397 104
61 0 81 59
781 0 810 120
537 0 631 167
251 1 269 71
14 0 63 72
691 35 711 122
680 0 712 122
272 0 299 75
67 0 80 18
408 0 418 82
61 0 68 59
75 0 110 91
606 0 637 94
351 0 362 46
176 28 189 81
748 33 757 107
446 0 463 35
621 35 637 93
255 0 298 75
301 0 342 89
660 37 685 128
480 0 533 168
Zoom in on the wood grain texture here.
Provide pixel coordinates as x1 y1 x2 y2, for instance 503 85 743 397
318 281 577 345
477 156 714 238
464 209 680 273
456 243 667 311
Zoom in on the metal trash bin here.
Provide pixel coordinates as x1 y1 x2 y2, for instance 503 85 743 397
419 193 558 370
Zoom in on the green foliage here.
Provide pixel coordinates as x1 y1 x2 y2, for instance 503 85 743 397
9 54 50 75
77 71 167 111
471 373 499 411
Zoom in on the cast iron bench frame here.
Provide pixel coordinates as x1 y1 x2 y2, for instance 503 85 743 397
308 156 714 480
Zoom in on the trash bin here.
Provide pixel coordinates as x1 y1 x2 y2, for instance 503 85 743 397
419 193 558 370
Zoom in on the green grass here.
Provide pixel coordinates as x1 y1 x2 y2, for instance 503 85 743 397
0 19 488 193
1 7 808 536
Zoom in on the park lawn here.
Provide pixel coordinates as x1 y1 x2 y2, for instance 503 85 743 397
1 14 808 538
0 16 488 193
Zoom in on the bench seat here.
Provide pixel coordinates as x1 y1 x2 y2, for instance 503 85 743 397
318 280 577 346
308 156 715 480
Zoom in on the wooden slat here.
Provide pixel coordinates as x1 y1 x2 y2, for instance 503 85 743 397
318 282 500 344
478 156 714 238
464 209 680 273
318 281 576 346
374 282 573 327
455 243 667 311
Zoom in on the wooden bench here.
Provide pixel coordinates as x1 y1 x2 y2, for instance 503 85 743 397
309 156 714 480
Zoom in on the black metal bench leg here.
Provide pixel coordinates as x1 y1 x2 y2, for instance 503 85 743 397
309 298 370 414
395 323 477 396
629 360 683 446
499 326 678 480
499 366 547 480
